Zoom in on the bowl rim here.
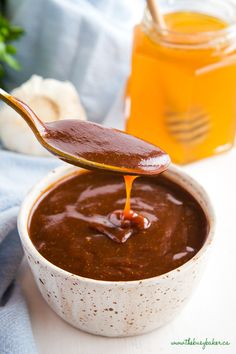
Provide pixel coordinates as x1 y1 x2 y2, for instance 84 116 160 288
17 163 216 286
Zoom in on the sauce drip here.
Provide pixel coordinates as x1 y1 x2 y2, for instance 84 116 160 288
123 175 137 218
105 175 150 243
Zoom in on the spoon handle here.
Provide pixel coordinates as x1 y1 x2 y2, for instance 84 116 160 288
0 88 45 137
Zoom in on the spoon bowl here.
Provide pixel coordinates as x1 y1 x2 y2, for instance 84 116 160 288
0 88 170 176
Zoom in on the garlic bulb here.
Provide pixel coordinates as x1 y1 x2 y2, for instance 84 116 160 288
0 75 87 156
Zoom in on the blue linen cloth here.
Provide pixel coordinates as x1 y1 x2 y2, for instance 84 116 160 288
0 148 60 354
5 0 144 123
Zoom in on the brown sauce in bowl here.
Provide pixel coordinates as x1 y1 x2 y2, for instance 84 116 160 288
29 171 208 281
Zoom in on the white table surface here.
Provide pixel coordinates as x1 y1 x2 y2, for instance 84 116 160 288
18 148 236 354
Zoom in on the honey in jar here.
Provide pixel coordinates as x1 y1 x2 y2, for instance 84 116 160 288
126 0 236 164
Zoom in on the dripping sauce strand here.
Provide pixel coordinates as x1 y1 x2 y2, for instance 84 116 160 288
123 175 137 218
84 175 151 244
107 175 151 235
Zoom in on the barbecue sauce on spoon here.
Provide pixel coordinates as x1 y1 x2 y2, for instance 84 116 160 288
42 120 170 176
0 91 170 176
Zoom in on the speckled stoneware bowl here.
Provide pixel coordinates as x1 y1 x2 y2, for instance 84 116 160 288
18 164 215 337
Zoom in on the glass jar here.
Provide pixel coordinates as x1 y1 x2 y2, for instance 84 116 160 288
125 0 236 164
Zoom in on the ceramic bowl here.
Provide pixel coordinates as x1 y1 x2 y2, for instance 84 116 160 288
18 164 215 337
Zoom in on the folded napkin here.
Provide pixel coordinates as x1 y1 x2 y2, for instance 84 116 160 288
0 148 60 354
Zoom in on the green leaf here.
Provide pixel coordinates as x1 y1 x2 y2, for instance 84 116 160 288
1 53 21 70
0 14 24 77
0 27 9 37
6 44 16 54
0 42 5 54
0 64 4 78
7 27 24 41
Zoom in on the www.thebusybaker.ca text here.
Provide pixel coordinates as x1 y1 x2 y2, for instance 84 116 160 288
171 337 230 350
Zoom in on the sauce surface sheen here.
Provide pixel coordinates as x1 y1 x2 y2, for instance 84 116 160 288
29 171 208 281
